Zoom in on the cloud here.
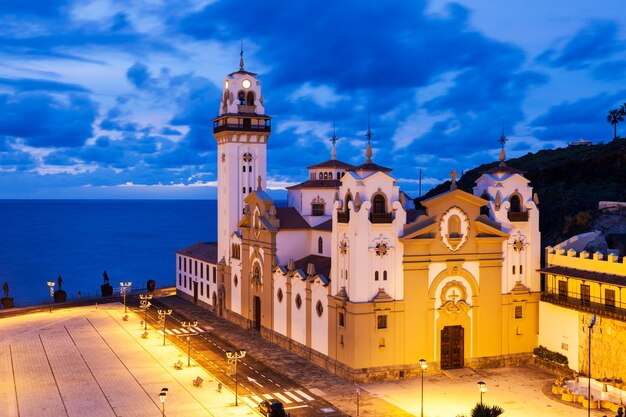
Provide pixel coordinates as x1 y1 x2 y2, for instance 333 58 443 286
591 60 626 81
0 91 97 147
0 77 88 92
537 20 623 70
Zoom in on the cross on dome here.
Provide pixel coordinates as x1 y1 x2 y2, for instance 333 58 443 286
330 123 338 160
365 114 373 162
239 40 245 71
499 126 508 167
449 169 458 190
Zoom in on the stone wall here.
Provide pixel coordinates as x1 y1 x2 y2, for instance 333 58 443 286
578 312 626 382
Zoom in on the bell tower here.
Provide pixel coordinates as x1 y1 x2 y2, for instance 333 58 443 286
213 52 272 263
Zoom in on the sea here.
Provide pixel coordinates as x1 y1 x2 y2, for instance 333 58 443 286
0 200 216 306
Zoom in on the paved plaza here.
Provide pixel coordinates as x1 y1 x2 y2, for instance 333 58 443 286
0 303 256 417
0 299 616 417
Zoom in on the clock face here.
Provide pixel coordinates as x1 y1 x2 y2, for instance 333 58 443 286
224 80 229 89
242 79 251 89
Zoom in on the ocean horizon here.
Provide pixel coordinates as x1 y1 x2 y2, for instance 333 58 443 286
0 199 217 306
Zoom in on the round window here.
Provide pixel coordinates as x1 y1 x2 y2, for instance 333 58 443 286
277 288 283 303
295 294 302 309
316 300 324 317
234 275 238 287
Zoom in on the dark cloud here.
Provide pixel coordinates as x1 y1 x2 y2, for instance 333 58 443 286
591 60 626 81
537 20 622 70
126 63 151 89
160 127 182 136
1 0 70 17
530 91 626 141
0 77 88 92
0 91 97 147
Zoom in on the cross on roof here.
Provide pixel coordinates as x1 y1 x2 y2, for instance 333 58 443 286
449 169 458 190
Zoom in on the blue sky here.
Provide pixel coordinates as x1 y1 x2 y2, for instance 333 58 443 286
0 0 624 199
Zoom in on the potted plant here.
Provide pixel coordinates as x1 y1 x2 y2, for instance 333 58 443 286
101 270 114 296
1 281 14 309
54 275 67 302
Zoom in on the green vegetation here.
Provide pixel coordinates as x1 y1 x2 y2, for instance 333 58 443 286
533 345 568 366
456 403 505 417
420 138 626 247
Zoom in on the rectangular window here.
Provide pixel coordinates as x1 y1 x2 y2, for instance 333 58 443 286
206 265 210 280
194 261 198 276
206 283 210 296
338 312 345 328
605 288 616 312
213 267 217 284
248 186 252 193
519 265 523 274
558 280 568 300
242 187 246 194
200 263 204 279
311 203 325 216
184 258 187 272
242 166 246 172
377 315 388 330
383 271 387 281
200 282 203 296
184 275 187 288
512 265 516 274
178 256 181 270
374 271 379 281
515 305 523 319
178 273 181 286
581 284 590 306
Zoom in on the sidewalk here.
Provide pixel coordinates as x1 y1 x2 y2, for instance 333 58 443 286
0 303 257 417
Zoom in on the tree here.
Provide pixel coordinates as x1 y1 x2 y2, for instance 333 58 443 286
607 109 624 139
456 403 505 417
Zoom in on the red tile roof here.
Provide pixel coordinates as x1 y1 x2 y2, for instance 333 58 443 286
286 179 342 190
307 159 355 170
276 207 310 229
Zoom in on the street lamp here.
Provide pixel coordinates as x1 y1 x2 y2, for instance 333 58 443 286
120 281 132 313
226 349 246 406
181 321 198 367
47 281 55 313
159 387 168 417
139 293 153 330
157 309 173 346
419 359 427 417
477 381 487 405
587 314 597 417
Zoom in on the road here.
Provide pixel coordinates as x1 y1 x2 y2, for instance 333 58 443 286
138 297 347 417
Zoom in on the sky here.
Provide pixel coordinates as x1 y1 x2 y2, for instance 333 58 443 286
0 0 625 199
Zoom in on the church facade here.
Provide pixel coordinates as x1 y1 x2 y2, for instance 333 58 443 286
175 61 542 380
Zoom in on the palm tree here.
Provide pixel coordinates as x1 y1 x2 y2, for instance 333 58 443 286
456 403 505 417
607 109 624 139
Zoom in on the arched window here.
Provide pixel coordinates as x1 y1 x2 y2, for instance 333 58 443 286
328 171 332 179
373 194 386 214
448 215 461 237
237 91 245 105
277 288 283 303
323 172 328 180
375 271 379 281
252 264 261 285
383 271 387 281
295 294 302 309
246 91 254 106
233 275 238 287
318 236 323 254
336 172 341 180
510 195 522 212
345 193 352 212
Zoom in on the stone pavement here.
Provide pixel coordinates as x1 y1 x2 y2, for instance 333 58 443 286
0 303 257 417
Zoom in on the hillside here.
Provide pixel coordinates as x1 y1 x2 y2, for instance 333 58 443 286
419 138 626 247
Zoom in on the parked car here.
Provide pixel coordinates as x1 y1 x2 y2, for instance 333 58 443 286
259 399 286 417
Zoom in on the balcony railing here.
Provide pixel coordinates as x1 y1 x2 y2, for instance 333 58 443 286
213 121 271 134
337 211 350 223
237 104 256 113
508 211 529 222
541 290 626 320
369 212 393 224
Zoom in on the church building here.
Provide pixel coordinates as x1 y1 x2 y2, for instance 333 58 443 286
175 59 542 380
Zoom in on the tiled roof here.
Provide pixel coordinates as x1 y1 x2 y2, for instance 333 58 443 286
176 242 218 264
313 219 332 231
293 254 331 281
349 161 392 173
539 265 626 285
276 207 310 229
286 179 342 190
307 159 355 170
483 164 524 175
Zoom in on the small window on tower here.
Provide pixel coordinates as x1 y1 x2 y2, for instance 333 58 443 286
248 187 252 193
375 271 379 281
242 187 246 194
312 203 325 216
242 166 246 172
383 271 388 281
512 265 516 274
377 315 388 329
519 265 523 274
338 312 345 327
515 306 523 319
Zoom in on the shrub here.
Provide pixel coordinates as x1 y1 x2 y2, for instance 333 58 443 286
533 345 568 366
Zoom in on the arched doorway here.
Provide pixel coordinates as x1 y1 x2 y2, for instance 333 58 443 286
441 325 464 369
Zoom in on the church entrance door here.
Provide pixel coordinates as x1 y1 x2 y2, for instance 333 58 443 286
441 325 464 369
253 296 261 331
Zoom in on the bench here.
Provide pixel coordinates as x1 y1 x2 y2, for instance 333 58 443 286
174 360 183 370
193 377 203 388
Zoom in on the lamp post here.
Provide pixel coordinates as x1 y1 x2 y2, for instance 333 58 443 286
477 381 487 405
159 387 168 417
157 309 172 346
139 293 152 330
226 349 246 406
181 321 198 367
120 281 132 313
587 314 596 417
419 359 427 417
356 385 360 416
47 281 55 313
